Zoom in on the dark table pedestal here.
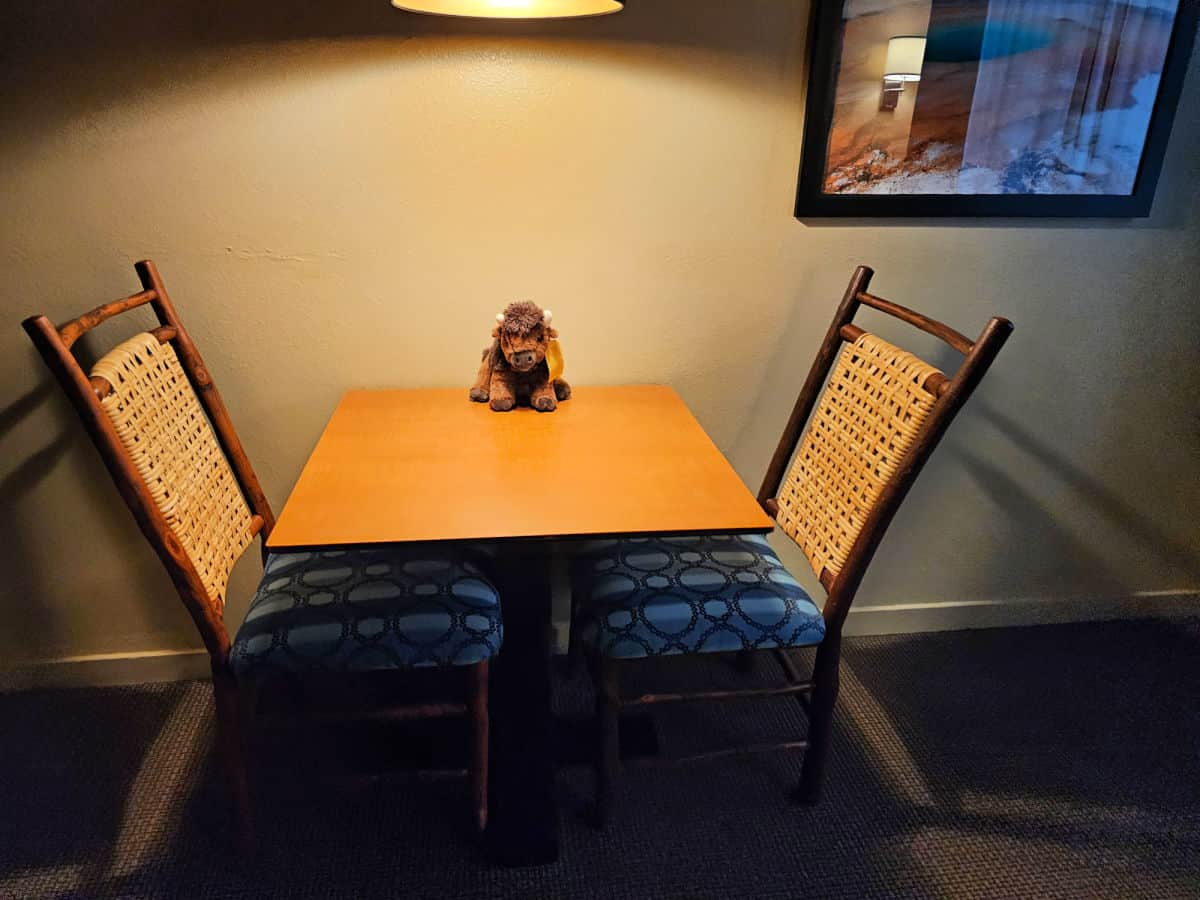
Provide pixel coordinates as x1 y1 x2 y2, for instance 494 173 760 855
485 549 559 866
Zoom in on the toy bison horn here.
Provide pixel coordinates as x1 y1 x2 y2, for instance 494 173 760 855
469 301 572 412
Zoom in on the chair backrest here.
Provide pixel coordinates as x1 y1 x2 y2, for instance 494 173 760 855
757 266 1012 630
22 260 274 662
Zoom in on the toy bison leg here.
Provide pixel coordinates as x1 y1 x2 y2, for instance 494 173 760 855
553 379 571 402
470 345 495 403
489 370 517 412
531 379 557 413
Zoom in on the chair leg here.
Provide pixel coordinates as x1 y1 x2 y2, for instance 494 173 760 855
797 630 841 804
469 659 490 833
594 653 621 828
211 662 255 852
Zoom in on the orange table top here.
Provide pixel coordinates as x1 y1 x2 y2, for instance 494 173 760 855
267 385 774 549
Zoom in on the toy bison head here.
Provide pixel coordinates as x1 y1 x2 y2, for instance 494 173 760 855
493 300 556 373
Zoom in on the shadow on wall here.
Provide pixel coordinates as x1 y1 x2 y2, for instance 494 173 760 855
0 337 196 667
0 382 72 663
947 446 1133 597
973 402 1200 585
929 395 1200 604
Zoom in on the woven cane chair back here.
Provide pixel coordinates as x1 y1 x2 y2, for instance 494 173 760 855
774 331 943 581
91 332 256 606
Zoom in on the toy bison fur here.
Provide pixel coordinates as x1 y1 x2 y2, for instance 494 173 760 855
469 301 571 412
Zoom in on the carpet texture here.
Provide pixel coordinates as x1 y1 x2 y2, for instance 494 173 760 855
1 618 1197 899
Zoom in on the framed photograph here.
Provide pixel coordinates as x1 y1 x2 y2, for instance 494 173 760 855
795 0 1199 217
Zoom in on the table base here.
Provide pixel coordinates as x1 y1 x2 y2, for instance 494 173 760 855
484 550 559 866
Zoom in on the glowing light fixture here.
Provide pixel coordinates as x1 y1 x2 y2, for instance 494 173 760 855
392 0 624 18
880 35 926 110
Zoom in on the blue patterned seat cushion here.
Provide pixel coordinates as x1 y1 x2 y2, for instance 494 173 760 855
229 548 502 677
571 534 825 659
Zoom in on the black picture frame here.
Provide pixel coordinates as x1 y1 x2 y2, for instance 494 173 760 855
795 0 1199 218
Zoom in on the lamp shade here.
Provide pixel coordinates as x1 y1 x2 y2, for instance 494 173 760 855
392 0 623 18
884 36 927 82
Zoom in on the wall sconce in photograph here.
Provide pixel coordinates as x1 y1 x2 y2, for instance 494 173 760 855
880 35 926 111
392 0 623 18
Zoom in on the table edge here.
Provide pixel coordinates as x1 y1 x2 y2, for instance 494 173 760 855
266 523 775 553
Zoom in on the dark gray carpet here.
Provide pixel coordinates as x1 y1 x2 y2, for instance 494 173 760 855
2 618 1198 899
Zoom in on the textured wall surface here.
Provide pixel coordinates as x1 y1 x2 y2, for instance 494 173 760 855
1 0 1197 666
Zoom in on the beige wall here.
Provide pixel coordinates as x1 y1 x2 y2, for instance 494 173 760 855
1 0 1197 668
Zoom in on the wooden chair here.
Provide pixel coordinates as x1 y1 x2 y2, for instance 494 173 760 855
23 260 500 848
569 266 1012 824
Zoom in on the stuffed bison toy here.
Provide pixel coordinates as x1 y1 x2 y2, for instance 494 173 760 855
469 300 571 412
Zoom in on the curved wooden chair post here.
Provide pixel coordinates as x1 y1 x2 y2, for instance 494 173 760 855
595 653 621 828
470 660 491 833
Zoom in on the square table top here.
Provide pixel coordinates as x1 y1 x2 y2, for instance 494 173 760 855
266 385 774 550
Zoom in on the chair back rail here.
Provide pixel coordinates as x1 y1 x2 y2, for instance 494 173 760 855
855 290 974 354
58 288 158 348
22 260 275 662
757 265 1012 627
